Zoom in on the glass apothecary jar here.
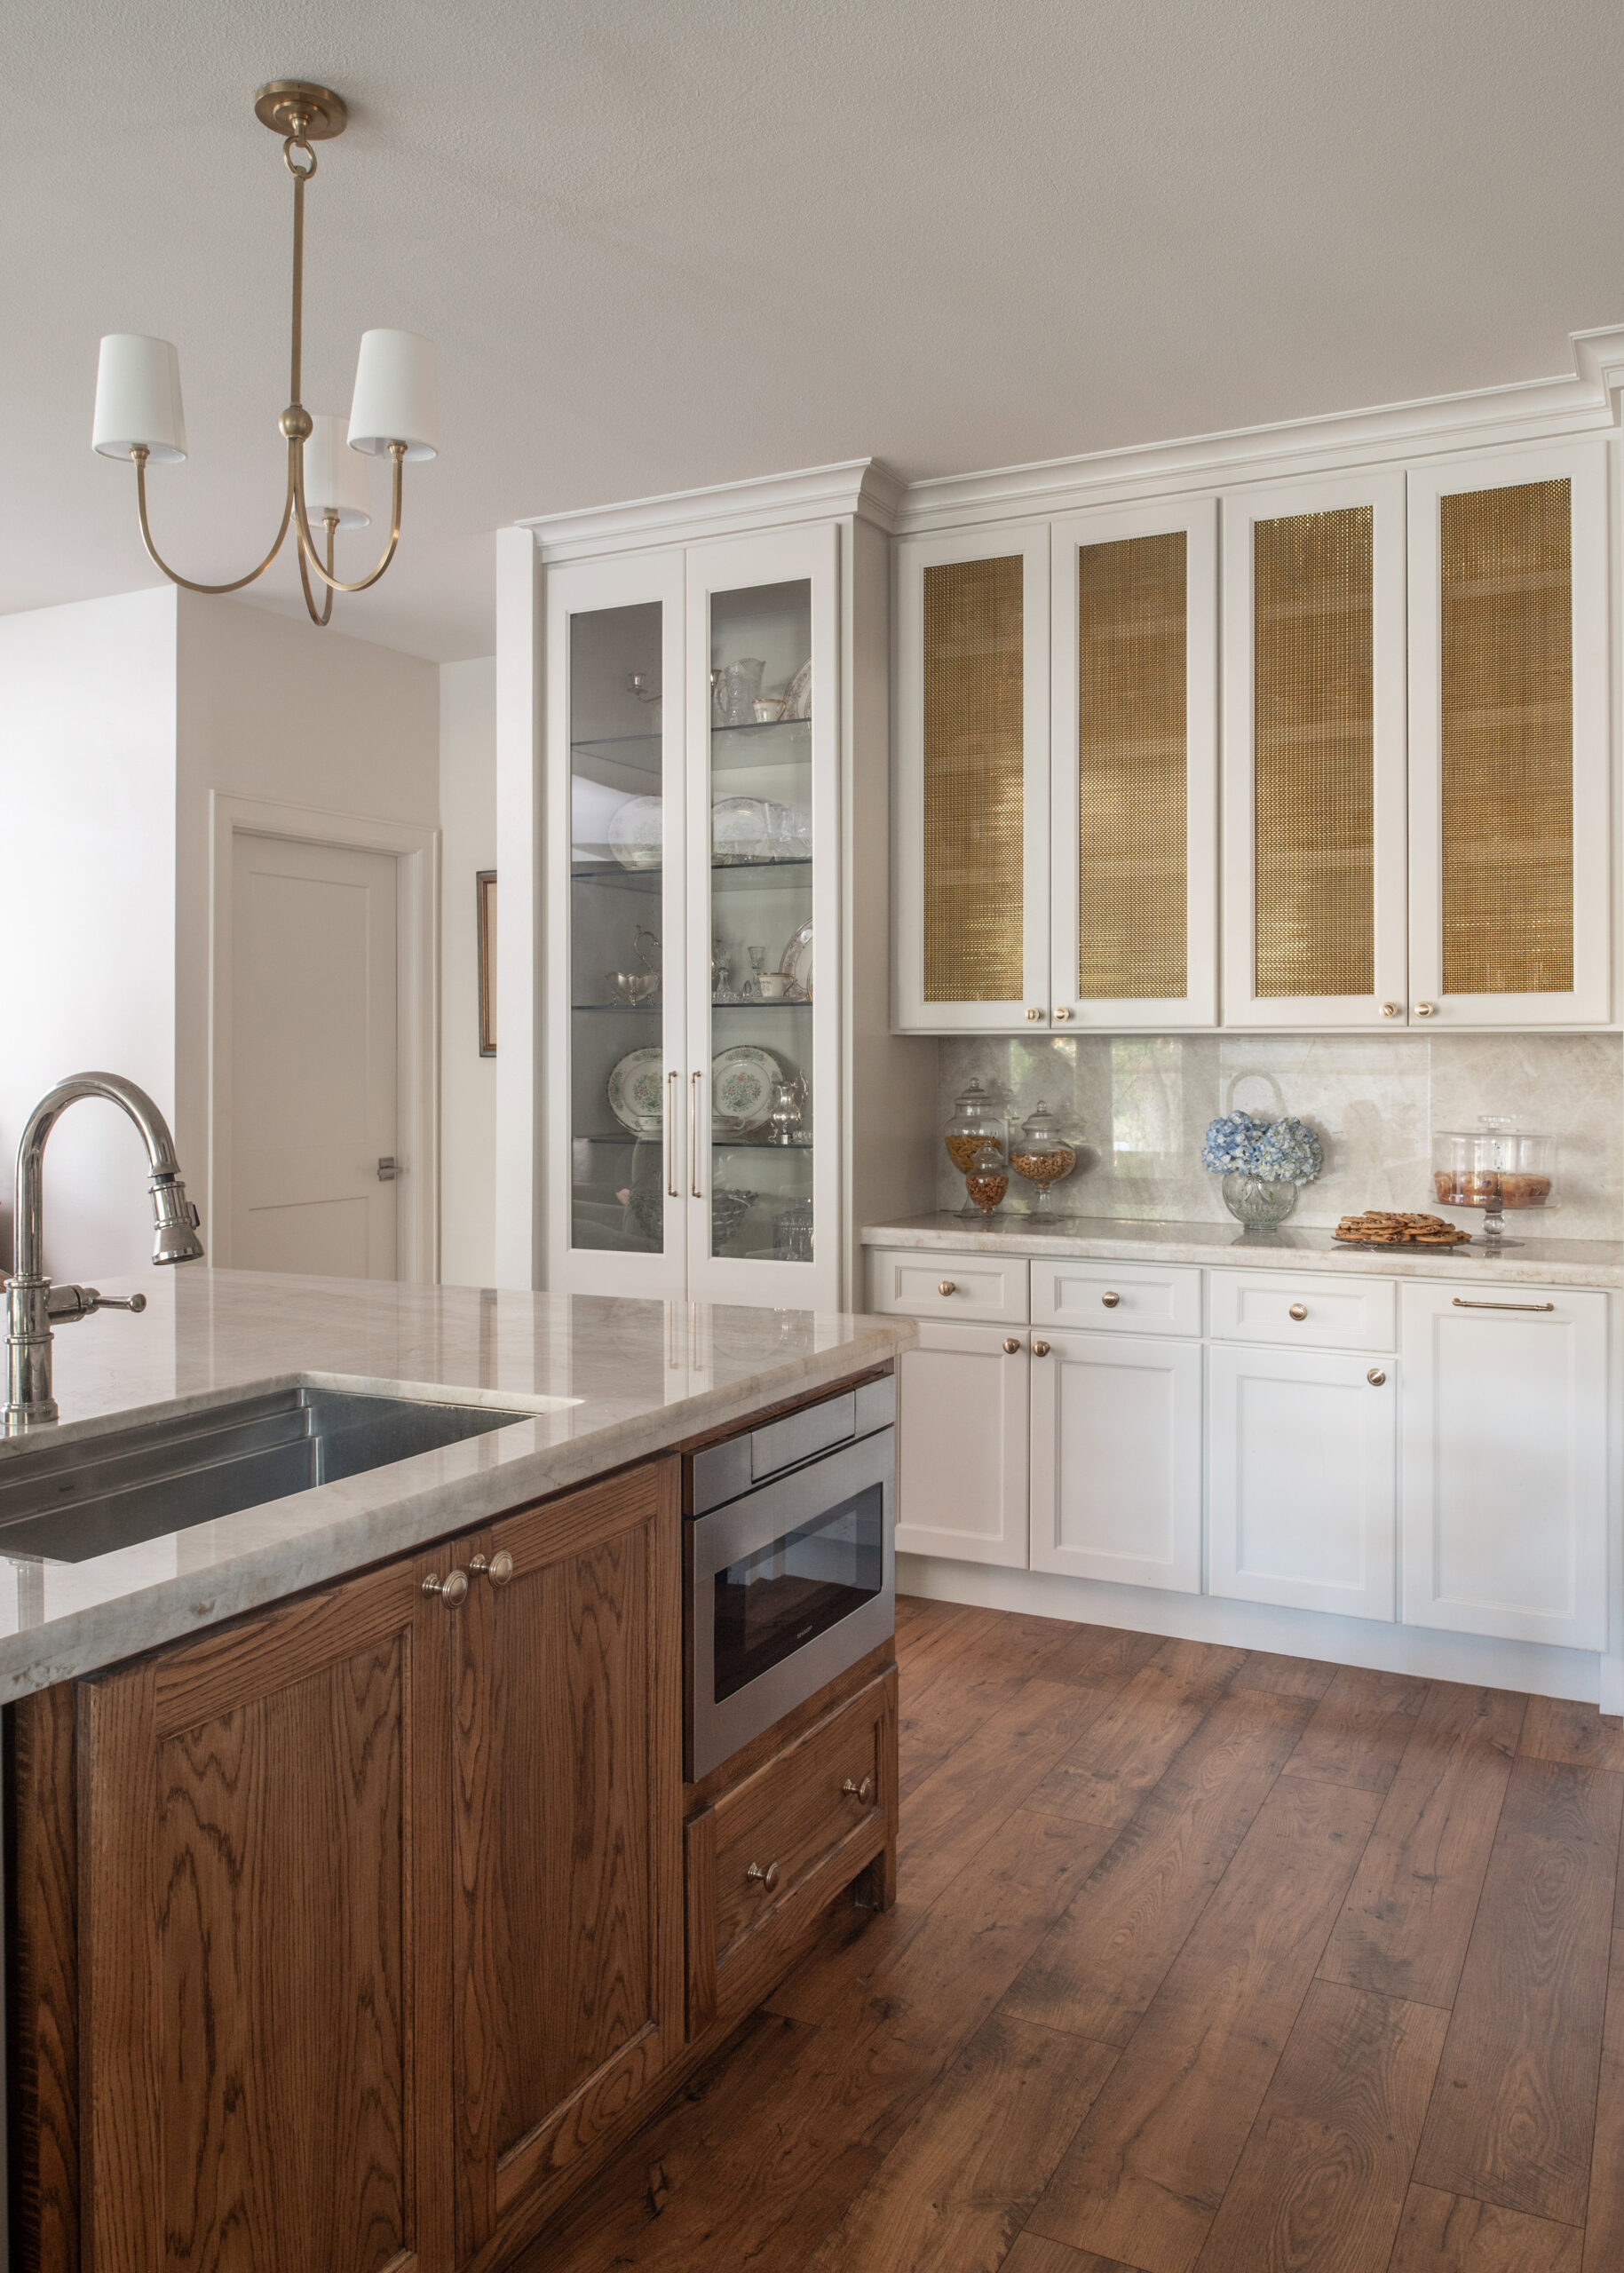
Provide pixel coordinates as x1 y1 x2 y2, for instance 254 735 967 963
944 1079 1008 1208
964 1140 1010 1217
1010 1101 1077 1213
1432 1117 1557 1247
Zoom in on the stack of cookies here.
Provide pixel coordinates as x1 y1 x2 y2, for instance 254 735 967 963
1334 1210 1472 1247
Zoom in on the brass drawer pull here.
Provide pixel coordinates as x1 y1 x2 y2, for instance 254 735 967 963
842 1775 875 1804
1452 1297 1555 1313
1026 1007 1042 1022
1288 1303 1308 1321
1002 1337 1022 1355
1381 1002 1400 1018
1100 1291 1121 1309
1367 1368 1386 1387
939 1279 956 1296
746 1860 781 1894
1054 1006 1073 1021
1414 1001 1436 1018
1032 1339 1051 1358
422 1569 469 1606
470 1551 514 1587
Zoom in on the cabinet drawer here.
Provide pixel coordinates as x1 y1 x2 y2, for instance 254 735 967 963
685 1667 897 2036
1209 1269 1396 1352
1031 1257 1201 1337
867 1247 1029 1324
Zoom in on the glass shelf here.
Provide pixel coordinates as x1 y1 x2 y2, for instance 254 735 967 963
575 1132 814 1152
571 999 812 1015
572 717 812 780
571 858 812 889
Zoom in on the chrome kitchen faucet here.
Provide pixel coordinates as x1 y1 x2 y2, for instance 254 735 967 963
4 1073 204 1434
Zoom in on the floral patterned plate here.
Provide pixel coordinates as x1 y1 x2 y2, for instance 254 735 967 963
606 1047 664 1135
711 1045 780 1131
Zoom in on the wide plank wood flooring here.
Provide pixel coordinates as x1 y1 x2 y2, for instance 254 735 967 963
519 1599 1624 2273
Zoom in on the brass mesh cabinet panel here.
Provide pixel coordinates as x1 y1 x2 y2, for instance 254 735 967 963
1076 531 1187 999
1253 507 1375 998
922 555 1024 1002
1438 480 1573 995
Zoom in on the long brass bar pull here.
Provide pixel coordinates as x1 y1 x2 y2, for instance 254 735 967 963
691 1073 703 1200
1450 1297 1556 1312
666 1073 678 1197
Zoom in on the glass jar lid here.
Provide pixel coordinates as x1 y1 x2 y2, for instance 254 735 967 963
1016 1098 1069 1146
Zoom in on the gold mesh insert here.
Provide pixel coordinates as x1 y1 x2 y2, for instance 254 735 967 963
1254 506 1374 997
1439 480 1573 995
923 555 1024 1001
1076 531 1187 999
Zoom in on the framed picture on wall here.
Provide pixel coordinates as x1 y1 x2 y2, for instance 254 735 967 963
477 869 496 1056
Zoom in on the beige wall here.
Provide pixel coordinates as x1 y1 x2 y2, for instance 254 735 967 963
438 657 498 1287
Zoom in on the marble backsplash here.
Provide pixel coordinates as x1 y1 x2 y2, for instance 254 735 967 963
934 1033 1624 1240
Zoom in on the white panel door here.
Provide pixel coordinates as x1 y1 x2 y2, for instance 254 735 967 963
1029 1330 1202 1591
1400 1283 1607 1649
229 832 397 1277
895 1322 1030 1568
1050 495 1218 1028
1406 441 1610 1026
1208 1343 1397 1620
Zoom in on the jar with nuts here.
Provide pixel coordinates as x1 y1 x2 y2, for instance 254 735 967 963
1010 1101 1077 1212
964 1141 1010 1216
944 1079 1008 1211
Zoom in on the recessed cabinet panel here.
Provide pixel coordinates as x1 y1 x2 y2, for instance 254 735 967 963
1029 1330 1202 1591
1031 1255 1202 1337
867 1246 1030 1325
895 526 1051 1029
895 1323 1030 1568
1407 444 1609 1025
1221 472 1408 1026
1208 1269 1396 1353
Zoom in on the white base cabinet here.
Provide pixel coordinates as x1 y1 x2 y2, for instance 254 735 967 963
1029 1332 1203 1591
894 1323 1031 1567
1400 1283 1608 1651
1208 1343 1397 1620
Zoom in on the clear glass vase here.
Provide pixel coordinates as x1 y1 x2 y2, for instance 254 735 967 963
1221 1173 1298 1232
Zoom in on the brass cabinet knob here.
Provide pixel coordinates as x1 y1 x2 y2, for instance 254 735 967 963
1100 1291 1121 1309
939 1279 956 1296
1054 1006 1073 1021
422 1569 469 1606
1026 1007 1042 1022
746 1860 781 1893
1032 1339 1051 1358
1002 1336 1022 1355
842 1775 875 1804
1414 1001 1435 1018
1288 1302 1308 1321
1367 1367 1387 1387
1381 1002 1400 1018
471 1550 514 1588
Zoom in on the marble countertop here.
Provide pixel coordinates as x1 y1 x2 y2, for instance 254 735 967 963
0 1270 913 1704
861 1212 1624 1288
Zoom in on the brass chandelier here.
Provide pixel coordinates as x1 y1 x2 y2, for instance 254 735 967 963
91 82 438 628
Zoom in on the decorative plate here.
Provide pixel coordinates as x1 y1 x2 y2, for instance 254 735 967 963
607 795 662 870
711 1045 780 1131
780 920 813 1002
606 1047 664 1134
711 796 772 863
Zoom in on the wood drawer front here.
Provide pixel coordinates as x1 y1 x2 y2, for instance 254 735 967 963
867 1247 1029 1325
1031 1257 1202 1338
1208 1269 1396 1352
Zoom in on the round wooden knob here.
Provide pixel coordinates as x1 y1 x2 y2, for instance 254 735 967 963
1289 1303 1308 1321
1002 1337 1021 1355
939 1279 956 1296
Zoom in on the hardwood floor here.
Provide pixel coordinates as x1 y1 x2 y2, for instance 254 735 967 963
518 1600 1624 2273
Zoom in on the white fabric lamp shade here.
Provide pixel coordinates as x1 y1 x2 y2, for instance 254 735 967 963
92 334 187 462
347 329 438 459
302 413 372 527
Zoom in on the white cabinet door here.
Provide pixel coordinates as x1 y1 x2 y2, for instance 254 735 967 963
1400 1283 1608 1649
1208 1343 1397 1620
893 524 1051 1031
1029 1331 1202 1591
895 1323 1031 1568
1406 441 1610 1027
1050 495 1218 1028
1220 470 1410 1026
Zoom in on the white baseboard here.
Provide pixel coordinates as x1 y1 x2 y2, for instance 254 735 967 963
897 1552 1604 1707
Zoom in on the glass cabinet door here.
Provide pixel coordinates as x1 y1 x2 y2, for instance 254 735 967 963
686 528 838 1304
546 553 687 1295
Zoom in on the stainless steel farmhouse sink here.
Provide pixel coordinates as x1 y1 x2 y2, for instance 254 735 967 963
0 1386 539 1564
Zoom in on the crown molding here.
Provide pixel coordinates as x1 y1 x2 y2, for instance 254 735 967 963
518 457 906 562
893 322 1624 537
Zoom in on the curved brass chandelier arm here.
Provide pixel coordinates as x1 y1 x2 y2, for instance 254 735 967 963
293 440 406 594
132 447 295 595
296 508 337 626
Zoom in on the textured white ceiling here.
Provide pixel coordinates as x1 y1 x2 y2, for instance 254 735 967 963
10 0 1624 661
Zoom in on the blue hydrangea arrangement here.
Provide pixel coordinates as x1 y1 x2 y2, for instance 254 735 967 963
1201 1110 1323 1186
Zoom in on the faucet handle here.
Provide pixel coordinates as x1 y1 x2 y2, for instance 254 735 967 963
96 1292 148 1314
44 1285 147 1324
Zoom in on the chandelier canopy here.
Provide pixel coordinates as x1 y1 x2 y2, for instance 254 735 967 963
91 82 438 628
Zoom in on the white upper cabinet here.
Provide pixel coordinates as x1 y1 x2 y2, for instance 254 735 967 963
1220 471 1410 1026
1049 497 1218 1028
1406 442 1611 1026
893 524 1051 1030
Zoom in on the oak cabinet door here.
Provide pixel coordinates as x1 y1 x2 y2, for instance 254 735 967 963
1400 1283 1607 1648
1208 1342 1397 1620
76 1551 456 2273
451 1459 684 2265
894 1321 1032 1568
1028 1329 1202 1591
